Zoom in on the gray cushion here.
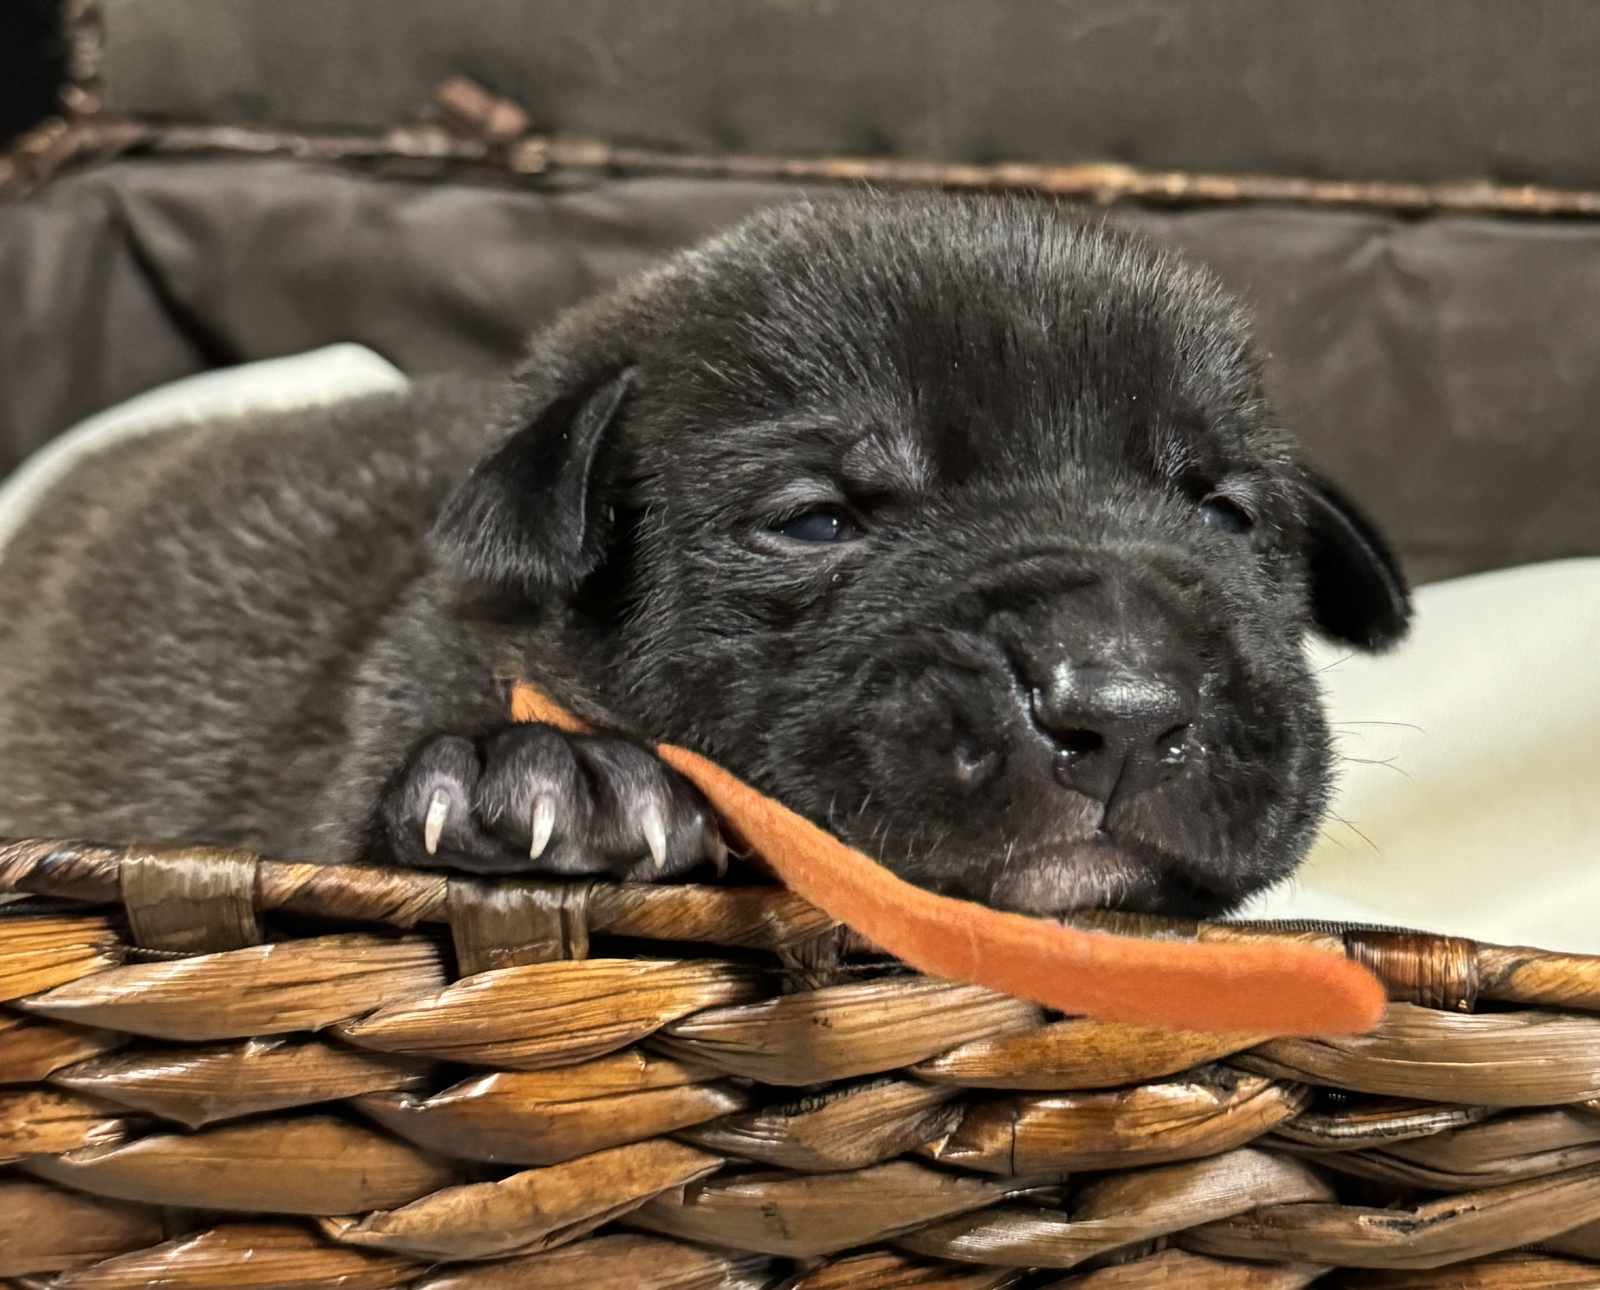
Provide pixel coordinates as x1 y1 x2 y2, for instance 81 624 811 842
103 0 1600 188
4 160 1599 585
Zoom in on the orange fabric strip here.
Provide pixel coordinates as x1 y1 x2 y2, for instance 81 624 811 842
511 679 1385 1035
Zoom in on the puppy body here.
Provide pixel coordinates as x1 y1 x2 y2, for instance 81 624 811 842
0 196 1408 915
0 379 511 859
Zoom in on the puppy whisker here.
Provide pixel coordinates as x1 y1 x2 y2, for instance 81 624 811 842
1326 811 1381 855
1335 719 1428 734
1335 753 1415 782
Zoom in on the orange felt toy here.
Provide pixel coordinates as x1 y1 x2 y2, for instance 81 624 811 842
511 680 1385 1036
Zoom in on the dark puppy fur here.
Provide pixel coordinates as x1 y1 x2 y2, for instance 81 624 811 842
0 195 1408 918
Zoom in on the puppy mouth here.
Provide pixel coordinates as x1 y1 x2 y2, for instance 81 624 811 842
976 832 1245 919
833 761 1256 920
983 835 1162 916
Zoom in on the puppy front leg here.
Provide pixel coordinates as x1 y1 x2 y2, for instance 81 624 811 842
379 723 725 880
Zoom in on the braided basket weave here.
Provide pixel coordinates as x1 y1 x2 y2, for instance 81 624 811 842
5 841 1600 1287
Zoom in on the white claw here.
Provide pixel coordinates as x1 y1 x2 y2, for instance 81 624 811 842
641 804 669 871
423 789 450 857
529 794 556 860
705 824 729 879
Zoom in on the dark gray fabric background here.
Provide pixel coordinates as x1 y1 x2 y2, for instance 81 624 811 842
102 0 1600 189
3 160 1599 587
0 0 62 147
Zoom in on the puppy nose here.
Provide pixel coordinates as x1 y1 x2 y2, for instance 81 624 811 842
1030 665 1194 803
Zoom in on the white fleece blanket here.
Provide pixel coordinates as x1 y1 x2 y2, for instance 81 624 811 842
0 345 408 556
1244 558 1600 951
7 350 1597 951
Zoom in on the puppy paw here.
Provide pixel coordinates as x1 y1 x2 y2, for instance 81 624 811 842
380 724 725 880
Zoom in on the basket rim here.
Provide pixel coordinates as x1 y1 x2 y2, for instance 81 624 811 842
3 837 1597 1019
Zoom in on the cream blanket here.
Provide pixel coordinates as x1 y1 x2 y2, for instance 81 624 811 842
1245 559 1600 951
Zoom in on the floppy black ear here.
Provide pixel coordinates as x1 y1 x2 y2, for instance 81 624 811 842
1301 473 1411 651
433 371 632 598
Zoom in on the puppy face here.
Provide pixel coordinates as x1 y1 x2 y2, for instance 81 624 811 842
438 195 1408 918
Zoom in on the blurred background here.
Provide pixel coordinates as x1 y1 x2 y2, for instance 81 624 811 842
5 1 1600 588
10 1 1600 183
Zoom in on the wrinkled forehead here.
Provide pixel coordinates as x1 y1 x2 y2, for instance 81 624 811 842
662 246 1265 493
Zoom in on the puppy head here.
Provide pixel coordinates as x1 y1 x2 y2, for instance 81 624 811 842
436 194 1409 918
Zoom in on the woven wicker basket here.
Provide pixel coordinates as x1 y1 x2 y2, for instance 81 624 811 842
6 839 1600 1288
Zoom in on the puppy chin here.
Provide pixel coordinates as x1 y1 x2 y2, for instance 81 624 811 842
983 839 1163 916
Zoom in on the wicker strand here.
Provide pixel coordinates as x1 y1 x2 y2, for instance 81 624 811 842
1343 929 1481 1012
444 878 591 974
119 850 262 955
0 840 836 950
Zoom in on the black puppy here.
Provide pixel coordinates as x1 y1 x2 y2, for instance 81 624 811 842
0 194 1407 918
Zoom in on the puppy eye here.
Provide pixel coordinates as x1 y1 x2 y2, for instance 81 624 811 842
772 505 864 544
1199 494 1254 535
